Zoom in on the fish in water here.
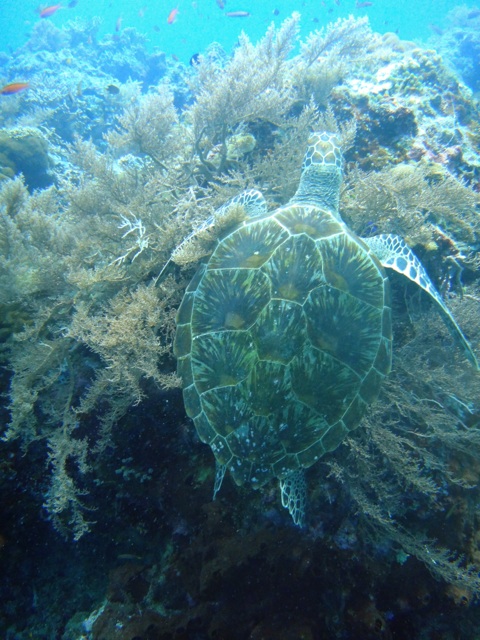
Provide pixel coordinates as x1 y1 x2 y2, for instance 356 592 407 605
216 0 225 8
190 52 201 66
38 3 62 17
106 84 120 95
167 7 179 23
225 10 249 17
0 82 30 95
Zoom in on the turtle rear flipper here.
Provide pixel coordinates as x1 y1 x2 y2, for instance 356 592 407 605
280 470 307 528
364 234 478 369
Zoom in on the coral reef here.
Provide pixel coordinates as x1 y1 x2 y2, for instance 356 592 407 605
0 127 52 189
433 5 480 93
0 11 480 639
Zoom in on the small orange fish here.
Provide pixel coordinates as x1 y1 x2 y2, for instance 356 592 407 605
39 4 62 18
0 82 30 95
167 7 179 23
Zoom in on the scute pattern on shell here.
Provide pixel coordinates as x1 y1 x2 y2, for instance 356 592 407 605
175 181 392 488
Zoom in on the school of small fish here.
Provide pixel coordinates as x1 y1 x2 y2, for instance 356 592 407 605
0 0 407 101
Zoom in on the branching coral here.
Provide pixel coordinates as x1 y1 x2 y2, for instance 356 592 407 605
187 13 300 156
291 15 377 106
343 162 480 270
0 179 72 304
1 139 186 537
0 127 52 190
105 83 184 168
69 282 180 410
44 420 93 541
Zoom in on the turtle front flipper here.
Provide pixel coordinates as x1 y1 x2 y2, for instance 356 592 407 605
221 189 268 220
364 234 479 369
280 470 307 527
184 188 268 243
155 189 267 284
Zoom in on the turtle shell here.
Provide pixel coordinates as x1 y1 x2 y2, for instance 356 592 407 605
174 204 392 488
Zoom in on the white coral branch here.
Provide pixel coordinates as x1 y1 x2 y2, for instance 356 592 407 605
110 212 150 265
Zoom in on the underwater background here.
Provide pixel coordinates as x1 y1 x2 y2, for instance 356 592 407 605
1 0 480 638
0 0 477 62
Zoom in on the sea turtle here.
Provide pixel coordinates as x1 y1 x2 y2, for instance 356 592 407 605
173 132 478 527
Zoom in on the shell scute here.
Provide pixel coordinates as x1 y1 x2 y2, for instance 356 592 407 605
191 268 270 334
359 367 384 404
176 291 194 325
262 234 324 303
342 395 368 432
374 336 392 375
276 402 328 455
208 217 287 269
321 421 349 452
194 410 218 444
252 299 306 364
296 441 326 467
229 457 253 486
227 414 284 465
201 386 252 438
191 331 256 393
183 384 202 419
317 234 385 308
275 205 343 239
174 323 192 358
210 435 232 465
290 345 360 423
177 355 194 387
272 455 298 479
305 286 383 376
247 360 291 417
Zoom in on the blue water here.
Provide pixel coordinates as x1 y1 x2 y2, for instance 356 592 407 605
0 0 472 63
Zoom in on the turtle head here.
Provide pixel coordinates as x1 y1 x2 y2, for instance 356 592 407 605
292 132 343 215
